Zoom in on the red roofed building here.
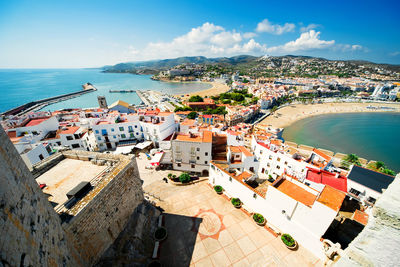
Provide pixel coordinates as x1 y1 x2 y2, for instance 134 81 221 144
305 168 347 193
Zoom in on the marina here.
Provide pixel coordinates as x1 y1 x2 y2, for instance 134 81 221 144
1 83 97 116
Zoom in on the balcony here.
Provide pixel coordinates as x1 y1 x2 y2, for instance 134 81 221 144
189 159 196 164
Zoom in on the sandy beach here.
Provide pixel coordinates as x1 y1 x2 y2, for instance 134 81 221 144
174 82 230 99
260 102 400 128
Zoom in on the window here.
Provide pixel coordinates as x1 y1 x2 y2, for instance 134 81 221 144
71 144 80 148
367 197 376 204
260 150 263 155
205 161 208 164
191 164 195 168
113 135 116 139
267 163 270 167
128 126 133 132
119 127 124 131
284 161 288 165
38 154 44 160
161 117 165 121
97 137 101 141
95 130 99 134
277 166 280 169
229 177 232 182
235 154 240 158
121 134 126 138
56 142 61 145
111 128 114 132
130 133 134 138
197 156 200 160
269 155 272 160
74 134 80 139
277 158 281 162
253 193 257 199
205 152 208 156
305 182 310 186
197 148 200 152
350 188 361 196
66 136 73 141
177 163 181 167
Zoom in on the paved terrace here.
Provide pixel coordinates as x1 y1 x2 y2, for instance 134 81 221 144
36 158 107 206
144 179 322 267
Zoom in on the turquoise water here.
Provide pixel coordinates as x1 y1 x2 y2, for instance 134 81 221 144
283 112 400 172
0 69 211 112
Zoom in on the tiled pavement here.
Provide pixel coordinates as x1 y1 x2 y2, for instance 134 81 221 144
144 180 323 267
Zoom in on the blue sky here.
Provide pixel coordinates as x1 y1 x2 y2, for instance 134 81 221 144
0 0 399 68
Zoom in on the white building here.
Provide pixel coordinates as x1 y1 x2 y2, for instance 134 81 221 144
171 131 213 175
209 161 346 259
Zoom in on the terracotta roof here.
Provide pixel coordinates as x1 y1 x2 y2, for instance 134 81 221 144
313 148 332 161
7 131 16 138
175 131 212 143
181 119 196 126
317 185 346 212
353 209 369 225
158 112 172 116
238 146 253 157
25 117 50 127
275 179 317 207
236 171 253 181
59 126 80 135
270 139 282 146
229 146 241 153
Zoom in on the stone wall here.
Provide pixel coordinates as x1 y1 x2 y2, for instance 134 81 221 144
0 126 82 266
62 151 145 264
336 174 400 266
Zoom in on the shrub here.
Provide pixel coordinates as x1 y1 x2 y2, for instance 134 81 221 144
253 213 265 224
189 95 204 102
214 185 223 193
231 198 241 206
167 173 173 179
281 234 295 247
172 174 177 179
179 173 191 183
187 111 197 119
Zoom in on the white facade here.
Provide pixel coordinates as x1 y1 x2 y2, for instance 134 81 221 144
20 143 50 169
209 163 342 259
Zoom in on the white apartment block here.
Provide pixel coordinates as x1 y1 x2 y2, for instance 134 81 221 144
171 131 213 175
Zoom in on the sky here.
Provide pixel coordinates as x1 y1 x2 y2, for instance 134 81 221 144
0 0 399 68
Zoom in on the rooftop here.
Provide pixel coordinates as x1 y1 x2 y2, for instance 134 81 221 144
274 179 317 207
24 117 50 127
174 131 213 143
317 185 346 212
36 158 107 208
348 165 394 193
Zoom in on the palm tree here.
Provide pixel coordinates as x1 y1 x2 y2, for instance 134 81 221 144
343 153 361 167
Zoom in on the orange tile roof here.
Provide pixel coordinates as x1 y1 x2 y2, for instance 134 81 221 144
270 139 282 146
25 117 50 127
7 131 16 138
317 185 346 212
181 119 196 126
229 146 242 153
313 148 331 161
59 126 80 135
353 209 369 226
236 171 253 181
175 131 212 143
275 179 317 207
158 112 173 116
238 146 253 157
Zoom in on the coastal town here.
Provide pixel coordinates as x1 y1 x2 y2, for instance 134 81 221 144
1 62 399 266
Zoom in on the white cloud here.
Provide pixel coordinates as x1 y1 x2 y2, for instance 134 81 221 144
256 19 295 35
300 23 320 32
266 30 335 53
135 22 267 60
390 51 400 56
123 23 366 62
243 32 257 39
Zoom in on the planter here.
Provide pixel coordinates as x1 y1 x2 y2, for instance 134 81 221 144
281 234 298 250
214 185 223 195
154 227 167 241
252 213 266 226
231 198 242 208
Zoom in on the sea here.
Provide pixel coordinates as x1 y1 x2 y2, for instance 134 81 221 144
283 112 400 173
0 68 211 112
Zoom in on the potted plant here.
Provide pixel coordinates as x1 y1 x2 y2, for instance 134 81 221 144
281 233 298 250
231 198 242 208
214 185 223 194
172 174 177 181
154 227 168 241
167 173 173 180
252 213 266 226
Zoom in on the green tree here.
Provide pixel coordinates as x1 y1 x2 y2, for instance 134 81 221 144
179 173 191 183
343 154 361 166
188 95 204 102
187 111 197 119
375 161 385 170
271 106 278 114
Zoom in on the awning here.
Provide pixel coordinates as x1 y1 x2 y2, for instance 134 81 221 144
135 141 152 150
114 145 135 155
150 152 164 166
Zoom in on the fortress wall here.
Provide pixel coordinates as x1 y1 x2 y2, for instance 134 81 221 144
63 153 145 264
0 126 82 266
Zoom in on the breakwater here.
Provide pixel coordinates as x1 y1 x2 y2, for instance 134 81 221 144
2 83 97 116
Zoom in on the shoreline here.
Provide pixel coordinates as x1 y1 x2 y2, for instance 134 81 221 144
259 102 400 129
173 81 230 100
